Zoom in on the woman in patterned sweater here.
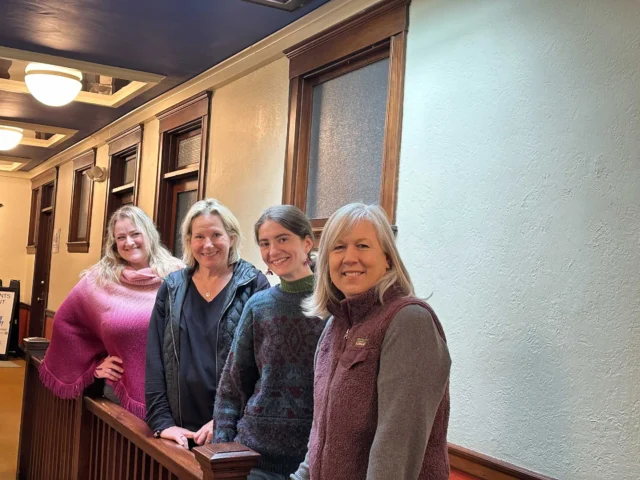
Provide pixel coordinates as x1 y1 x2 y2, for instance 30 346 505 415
213 205 325 480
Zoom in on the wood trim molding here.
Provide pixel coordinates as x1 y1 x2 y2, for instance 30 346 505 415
448 444 557 480
379 31 407 224
20 302 30 311
67 149 96 253
66 242 90 253
45 308 56 318
31 168 56 189
107 125 143 156
285 0 409 78
103 125 144 249
153 92 211 246
283 0 408 226
72 149 95 170
157 92 211 133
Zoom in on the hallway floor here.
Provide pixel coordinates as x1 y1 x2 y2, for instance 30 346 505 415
0 358 25 480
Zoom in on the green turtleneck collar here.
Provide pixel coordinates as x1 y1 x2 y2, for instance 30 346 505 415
279 274 314 294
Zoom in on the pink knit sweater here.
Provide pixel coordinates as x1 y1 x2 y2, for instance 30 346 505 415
39 267 162 419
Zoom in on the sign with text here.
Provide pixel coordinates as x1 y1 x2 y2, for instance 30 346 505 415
0 289 17 359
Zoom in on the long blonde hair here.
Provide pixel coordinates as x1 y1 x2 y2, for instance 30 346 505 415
85 206 183 285
181 198 242 269
304 203 414 318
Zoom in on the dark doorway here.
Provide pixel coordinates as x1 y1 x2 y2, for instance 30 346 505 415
28 180 56 337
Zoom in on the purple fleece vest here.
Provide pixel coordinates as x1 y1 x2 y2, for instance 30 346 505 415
308 287 450 480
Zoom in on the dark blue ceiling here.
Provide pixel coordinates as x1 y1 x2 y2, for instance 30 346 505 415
0 0 331 170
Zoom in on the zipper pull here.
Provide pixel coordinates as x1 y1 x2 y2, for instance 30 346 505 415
344 328 350 340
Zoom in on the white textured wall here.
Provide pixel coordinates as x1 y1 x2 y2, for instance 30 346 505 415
207 58 290 271
397 0 640 478
0 176 31 302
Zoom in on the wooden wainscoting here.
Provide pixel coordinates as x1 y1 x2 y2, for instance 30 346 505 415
18 340 261 480
448 444 556 480
19 303 30 348
44 309 56 340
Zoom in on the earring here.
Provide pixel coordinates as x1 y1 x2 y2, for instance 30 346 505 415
303 257 311 267
266 269 273 276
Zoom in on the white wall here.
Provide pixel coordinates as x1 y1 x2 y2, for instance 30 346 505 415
397 0 640 478
0 176 31 301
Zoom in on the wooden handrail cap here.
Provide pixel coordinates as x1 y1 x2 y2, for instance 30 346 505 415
194 442 260 462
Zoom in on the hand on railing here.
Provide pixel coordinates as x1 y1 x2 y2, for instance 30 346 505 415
194 419 215 445
159 425 195 449
94 356 124 381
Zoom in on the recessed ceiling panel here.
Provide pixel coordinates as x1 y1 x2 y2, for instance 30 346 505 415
0 0 331 170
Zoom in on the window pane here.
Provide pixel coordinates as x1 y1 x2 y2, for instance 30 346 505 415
76 170 91 240
173 189 197 257
28 189 39 244
306 58 389 219
177 133 201 168
123 153 136 184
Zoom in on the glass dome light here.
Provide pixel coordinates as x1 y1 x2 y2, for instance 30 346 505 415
25 63 83 107
0 126 24 151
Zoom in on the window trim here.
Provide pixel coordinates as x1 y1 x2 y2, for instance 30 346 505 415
154 91 211 247
67 149 96 253
26 169 58 254
282 0 409 228
103 125 143 247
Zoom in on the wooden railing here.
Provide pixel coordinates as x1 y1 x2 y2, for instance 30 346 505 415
17 338 260 480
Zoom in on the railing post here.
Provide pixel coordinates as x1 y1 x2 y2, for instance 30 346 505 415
16 337 50 479
71 395 93 479
193 442 261 480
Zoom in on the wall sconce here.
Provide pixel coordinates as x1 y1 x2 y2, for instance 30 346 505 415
85 165 107 182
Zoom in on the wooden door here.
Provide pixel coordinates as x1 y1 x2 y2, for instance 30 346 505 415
29 184 56 337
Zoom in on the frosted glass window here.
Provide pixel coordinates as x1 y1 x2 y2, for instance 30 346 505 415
173 190 197 256
123 153 136 184
76 171 91 240
177 133 201 167
306 58 389 219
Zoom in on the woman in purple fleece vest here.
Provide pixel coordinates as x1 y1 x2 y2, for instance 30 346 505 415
292 203 451 480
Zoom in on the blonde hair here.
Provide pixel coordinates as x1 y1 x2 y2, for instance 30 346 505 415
304 203 414 318
181 198 242 269
85 206 182 285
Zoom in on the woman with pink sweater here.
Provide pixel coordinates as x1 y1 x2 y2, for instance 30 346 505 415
39 206 182 419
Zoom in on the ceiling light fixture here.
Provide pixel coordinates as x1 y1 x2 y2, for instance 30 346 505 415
0 126 24 151
24 63 83 107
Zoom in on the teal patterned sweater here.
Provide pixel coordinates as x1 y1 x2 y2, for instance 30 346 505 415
213 275 325 475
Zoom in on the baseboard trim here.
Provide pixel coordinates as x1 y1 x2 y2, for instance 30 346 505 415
448 444 556 480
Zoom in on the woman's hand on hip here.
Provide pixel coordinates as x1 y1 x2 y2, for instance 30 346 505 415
160 426 195 449
194 420 215 445
94 356 124 381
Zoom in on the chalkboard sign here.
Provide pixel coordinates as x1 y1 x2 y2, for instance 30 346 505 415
0 287 18 360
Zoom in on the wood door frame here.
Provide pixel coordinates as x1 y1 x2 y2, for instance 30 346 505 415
28 168 58 337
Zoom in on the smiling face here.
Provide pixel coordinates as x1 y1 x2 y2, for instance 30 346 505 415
114 218 149 270
189 213 234 272
258 219 313 282
328 220 390 299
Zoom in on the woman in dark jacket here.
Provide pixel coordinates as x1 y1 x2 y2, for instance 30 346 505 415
145 198 269 448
